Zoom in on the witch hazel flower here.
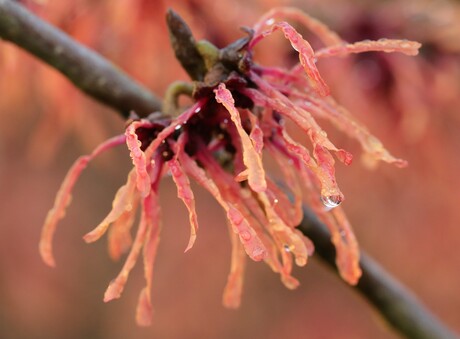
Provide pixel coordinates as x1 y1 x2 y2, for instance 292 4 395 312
39 7 421 325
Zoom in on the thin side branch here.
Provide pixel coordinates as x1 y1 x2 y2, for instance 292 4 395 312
1 2 457 338
0 0 162 118
299 208 458 339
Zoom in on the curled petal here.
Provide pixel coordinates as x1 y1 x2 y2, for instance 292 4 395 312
214 83 267 192
279 129 343 201
136 191 161 326
39 135 125 267
84 169 137 243
104 194 154 302
315 38 422 59
247 110 264 154
252 22 329 96
169 157 199 252
144 99 207 160
126 121 151 197
227 206 267 262
258 192 309 267
252 7 343 47
330 208 361 285
246 73 351 164
293 93 406 167
107 200 138 261
222 228 247 309
298 166 361 285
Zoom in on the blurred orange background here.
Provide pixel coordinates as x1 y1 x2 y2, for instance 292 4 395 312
0 0 459 338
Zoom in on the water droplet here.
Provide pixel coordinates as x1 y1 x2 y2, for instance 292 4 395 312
194 107 201 113
321 194 342 209
273 198 279 204
175 124 182 131
265 18 275 25
283 244 291 253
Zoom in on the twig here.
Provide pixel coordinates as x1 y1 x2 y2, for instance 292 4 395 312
299 208 458 339
0 0 162 118
0 2 457 338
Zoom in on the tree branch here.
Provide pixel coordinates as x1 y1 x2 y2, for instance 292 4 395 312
1 2 457 338
0 0 162 118
299 208 458 339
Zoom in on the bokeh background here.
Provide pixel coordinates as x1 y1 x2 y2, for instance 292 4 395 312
1 0 459 338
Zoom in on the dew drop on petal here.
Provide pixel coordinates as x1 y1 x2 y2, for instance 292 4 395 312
175 124 182 131
274 198 279 204
283 244 291 253
265 18 275 26
321 194 342 209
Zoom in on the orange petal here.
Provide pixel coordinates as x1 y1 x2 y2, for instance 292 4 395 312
214 83 267 192
315 38 422 59
169 157 199 252
39 135 125 267
84 168 137 243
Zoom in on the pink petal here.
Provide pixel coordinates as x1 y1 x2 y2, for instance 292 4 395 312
168 157 199 252
222 229 247 309
252 7 343 47
125 121 151 197
226 206 267 262
104 194 154 302
107 202 138 261
143 99 207 161
298 165 361 285
246 73 351 164
83 169 137 243
252 22 330 96
246 110 264 154
136 191 161 326
315 38 422 59
214 83 267 192
39 135 125 267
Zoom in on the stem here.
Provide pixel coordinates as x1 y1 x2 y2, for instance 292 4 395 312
0 0 162 118
298 208 458 339
0 2 457 338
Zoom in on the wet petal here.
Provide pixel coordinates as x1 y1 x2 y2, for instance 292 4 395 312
227 206 267 262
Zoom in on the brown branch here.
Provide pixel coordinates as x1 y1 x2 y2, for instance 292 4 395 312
0 0 162 118
299 208 458 339
0 2 457 338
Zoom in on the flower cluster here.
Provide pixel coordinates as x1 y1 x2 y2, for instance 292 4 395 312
39 7 420 326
